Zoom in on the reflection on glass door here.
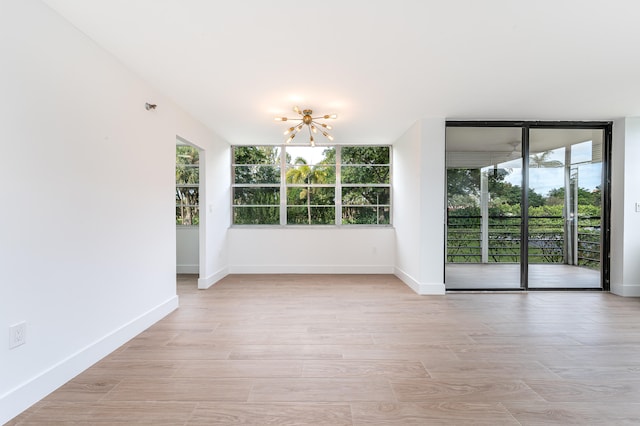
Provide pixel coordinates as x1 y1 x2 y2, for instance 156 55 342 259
445 127 522 289
527 129 603 289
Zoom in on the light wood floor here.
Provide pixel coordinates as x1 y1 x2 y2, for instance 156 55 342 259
446 264 601 289
9 274 640 425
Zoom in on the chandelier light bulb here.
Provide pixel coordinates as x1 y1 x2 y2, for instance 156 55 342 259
322 131 334 140
311 125 317 133
284 127 295 135
293 106 301 114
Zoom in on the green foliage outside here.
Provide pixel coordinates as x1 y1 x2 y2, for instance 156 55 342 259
286 154 335 224
447 167 602 269
232 146 391 225
341 146 390 225
176 145 199 225
233 146 281 224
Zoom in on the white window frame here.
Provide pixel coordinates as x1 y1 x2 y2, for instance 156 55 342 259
231 145 392 226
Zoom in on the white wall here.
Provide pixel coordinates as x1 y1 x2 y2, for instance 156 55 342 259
418 119 446 291
393 122 423 286
176 227 199 274
0 0 227 422
393 118 446 294
228 228 395 274
611 118 640 296
198 142 230 289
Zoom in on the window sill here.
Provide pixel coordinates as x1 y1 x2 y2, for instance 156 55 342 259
229 224 394 229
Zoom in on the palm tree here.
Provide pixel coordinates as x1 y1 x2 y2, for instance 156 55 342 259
286 157 328 224
530 150 563 168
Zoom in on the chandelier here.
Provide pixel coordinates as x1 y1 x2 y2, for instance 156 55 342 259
274 106 337 146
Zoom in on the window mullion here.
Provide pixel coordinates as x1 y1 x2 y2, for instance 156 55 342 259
336 145 342 225
280 146 287 225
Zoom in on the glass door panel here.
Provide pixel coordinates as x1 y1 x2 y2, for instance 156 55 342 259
527 129 603 289
445 127 523 290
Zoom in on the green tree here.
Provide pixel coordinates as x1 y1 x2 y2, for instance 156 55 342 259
232 146 281 224
233 146 280 184
547 187 601 206
529 151 563 168
176 146 199 225
286 157 330 224
342 146 389 185
447 169 480 207
341 147 390 224
489 180 545 208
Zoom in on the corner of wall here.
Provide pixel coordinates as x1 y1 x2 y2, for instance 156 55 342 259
610 283 640 297
394 268 446 295
197 267 228 289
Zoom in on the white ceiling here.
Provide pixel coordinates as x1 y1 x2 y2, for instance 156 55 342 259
41 0 640 145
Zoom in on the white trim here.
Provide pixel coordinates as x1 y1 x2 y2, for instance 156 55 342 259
394 267 420 293
610 283 640 297
197 267 228 289
228 265 394 274
394 267 446 295
416 282 447 295
176 264 199 274
0 296 178 425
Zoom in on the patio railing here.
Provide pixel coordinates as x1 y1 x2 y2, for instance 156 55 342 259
447 215 600 269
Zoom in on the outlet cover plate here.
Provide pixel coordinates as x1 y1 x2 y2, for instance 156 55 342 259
9 322 26 349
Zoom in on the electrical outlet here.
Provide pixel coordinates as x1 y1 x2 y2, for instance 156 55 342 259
9 322 26 349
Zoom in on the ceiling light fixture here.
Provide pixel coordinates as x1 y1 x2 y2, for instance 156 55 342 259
274 106 337 146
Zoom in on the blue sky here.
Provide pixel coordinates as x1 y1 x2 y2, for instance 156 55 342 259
499 141 602 196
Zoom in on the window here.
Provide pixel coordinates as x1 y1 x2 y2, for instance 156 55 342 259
341 146 391 225
286 146 336 225
232 145 391 225
176 145 199 225
232 146 281 224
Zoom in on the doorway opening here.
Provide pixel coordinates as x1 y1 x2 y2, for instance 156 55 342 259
175 137 203 286
444 121 611 291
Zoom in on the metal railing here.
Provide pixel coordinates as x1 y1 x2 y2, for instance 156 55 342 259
447 215 600 269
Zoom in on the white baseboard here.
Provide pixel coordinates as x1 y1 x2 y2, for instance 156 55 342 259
394 267 446 295
0 296 178 425
198 267 228 289
610 283 640 297
417 283 447 295
227 264 395 274
177 264 198 274
394 267 421 293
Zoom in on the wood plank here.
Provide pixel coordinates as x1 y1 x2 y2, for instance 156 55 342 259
188 403 352 425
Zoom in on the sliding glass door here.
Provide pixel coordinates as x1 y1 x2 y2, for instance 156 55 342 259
445 126 523 290
527 128 604 289
445 122 610 291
